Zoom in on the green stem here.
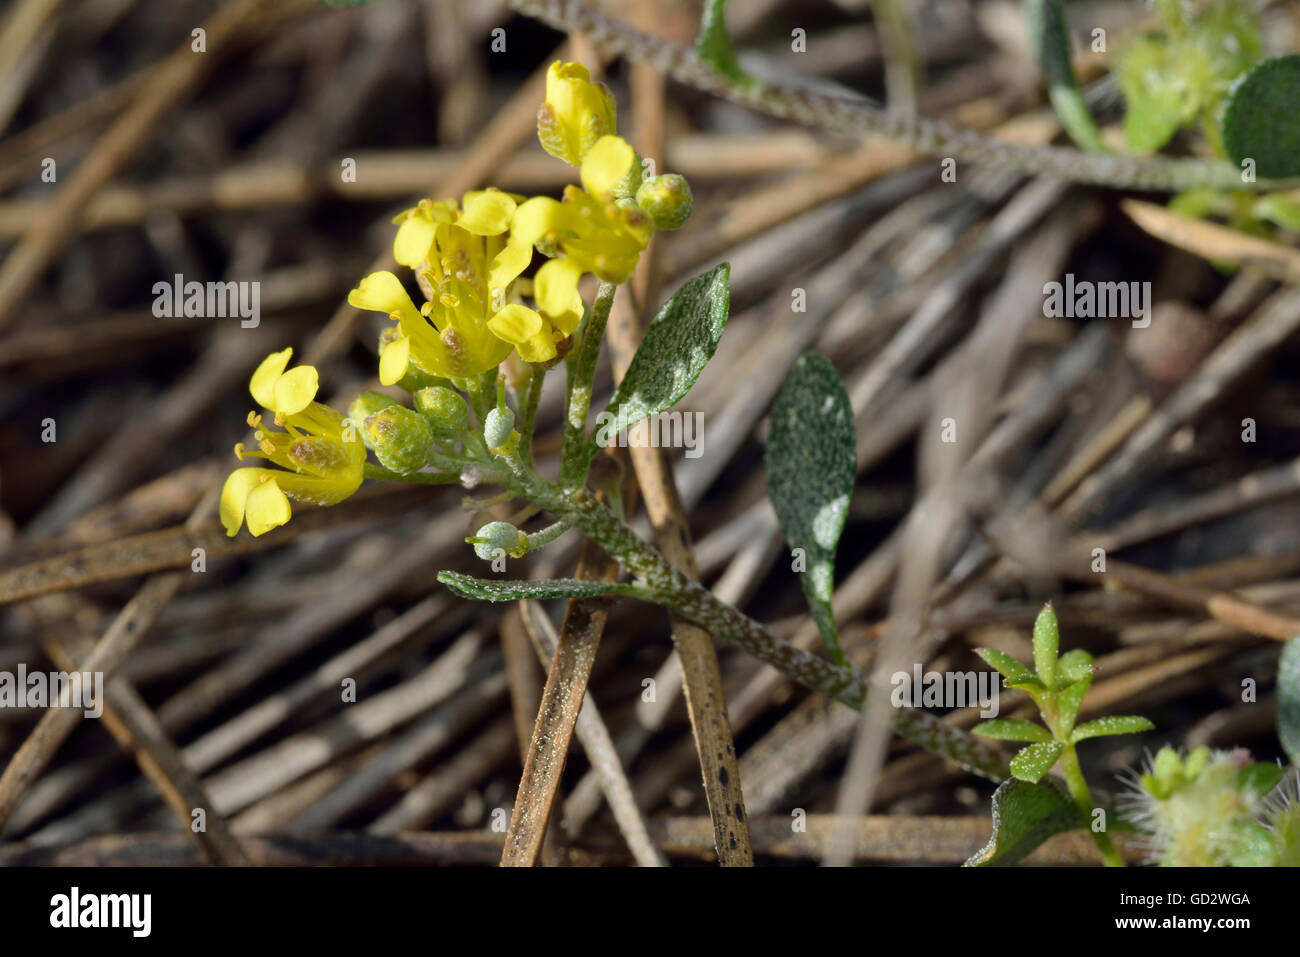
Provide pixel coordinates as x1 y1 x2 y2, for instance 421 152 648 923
363 463 464 485
517 365 545 468
525 518 573 550
1059 743 1126 866
559 281 617 490
493 457 1011 781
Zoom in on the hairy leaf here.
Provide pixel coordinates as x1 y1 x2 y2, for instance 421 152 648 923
964 777 1086 866
973 719 1053 743
1224 54 1300 178
1070 715 1154 742
1010 741 1065 782
765 353 856 664
593 264 729 457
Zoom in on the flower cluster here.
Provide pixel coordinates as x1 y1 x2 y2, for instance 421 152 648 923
220 61 693 537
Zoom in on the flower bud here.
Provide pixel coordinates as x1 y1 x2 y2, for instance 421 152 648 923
470 521 528 560
484 406 516 452
348 391 397 449
414 386 470 436
365 405 437 474
537 61 617 166
636 174 693 231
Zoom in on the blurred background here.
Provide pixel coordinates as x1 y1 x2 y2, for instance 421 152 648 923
1 0 1299 865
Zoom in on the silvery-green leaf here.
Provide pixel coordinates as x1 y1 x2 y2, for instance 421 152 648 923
592 265 729 457
1032 603 1059 688
765 353 856 665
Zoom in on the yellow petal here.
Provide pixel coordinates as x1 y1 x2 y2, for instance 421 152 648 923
393 217 437 268
487 303 544 346
348 271 422 324
534 258 583 320
219 468 266 537
487 240 533 296
249 348 293 409
244 477 292 537
580 135 635 200
378 335 412 386
272 365 319 415
511 197 564 248
457 190 516 236
515 329 558 364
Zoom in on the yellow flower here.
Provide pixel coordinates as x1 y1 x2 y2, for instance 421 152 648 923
537 61 617 166
220 348 365 537
349 190 553 382
508 135 651 321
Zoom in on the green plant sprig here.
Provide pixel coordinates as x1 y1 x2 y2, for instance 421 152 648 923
975 603 1153 866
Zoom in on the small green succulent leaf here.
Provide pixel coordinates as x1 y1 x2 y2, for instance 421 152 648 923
965 777 1086 866
1237 762 1285 798
1032 603 1059 687
438 571 641 603
1055 673 1094 735
973 719 1053 743
1117 36 1193 154
1010 741 1065 782
1056 648 1094 684
1223 54 1300 179
976 648 1033 682
1005 676 1047 695
696 0 754 89
1279 637 1300 767
765 353 856 665
1070 715 1154 743
594 264 729 459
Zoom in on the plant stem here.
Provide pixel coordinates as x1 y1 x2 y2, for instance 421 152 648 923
559 281 617 490
1059 743 1126 866
517 365 545 468
363 463 463 484
501 463 1011 781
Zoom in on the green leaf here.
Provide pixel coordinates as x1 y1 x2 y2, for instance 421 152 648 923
1023 0 1106 153
1006 676 1047 694
438 571 642 603
976 648 1032 682
1010 741 1065 782
1055 673 1093 735
1223 54 1300 178
1237 762 1285 798
1070 715 1154 742
964 777 1086 866
696 0 753 89
1279 637 1300 767
1117 35 1193 154
765 353 856 665
1056 648 1094 684
1032 603 1059 688
973 719 1053 743
593 264 729 459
